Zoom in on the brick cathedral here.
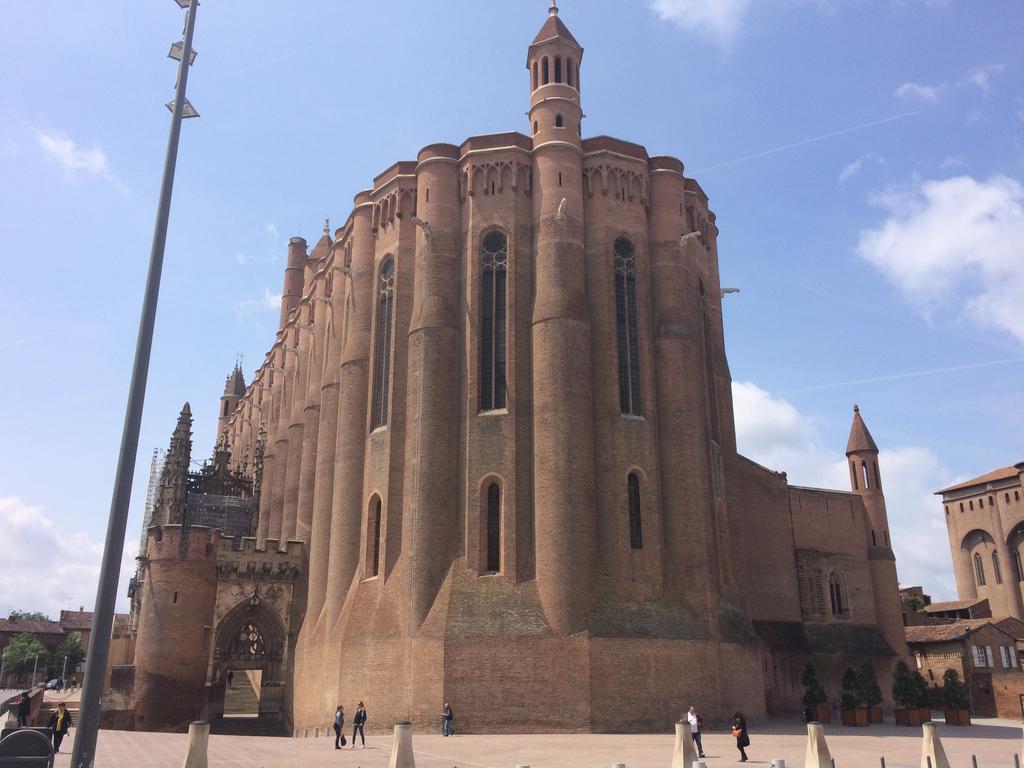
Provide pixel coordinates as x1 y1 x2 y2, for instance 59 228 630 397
123 4 909 734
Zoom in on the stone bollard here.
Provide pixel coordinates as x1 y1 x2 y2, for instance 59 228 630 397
516 765 530 768
181 721 209 768
772 761 787 768
672 721 699 768
805 721 833 768
920 721 950 768
388 720 415 768
612 764 626 768
693 762 708 768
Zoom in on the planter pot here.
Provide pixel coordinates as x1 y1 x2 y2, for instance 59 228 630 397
811 704 831 724
944 709 970 726
841 708 869 727
918 708 932 723
895 708 922 726
867 706 883 724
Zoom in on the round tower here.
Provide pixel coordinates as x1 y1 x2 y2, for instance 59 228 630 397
528 3 596 635
217 364 246 439
846 405 909 655
133 525 220 731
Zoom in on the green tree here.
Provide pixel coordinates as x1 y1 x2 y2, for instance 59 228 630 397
801 662 828 707
840 667 862 709
892 660 915 708
8 611 50 622
56 633 86 675
905 595 925 612
858 661 883 708
3 633 48 682
911 669 931 709
942 668 970 710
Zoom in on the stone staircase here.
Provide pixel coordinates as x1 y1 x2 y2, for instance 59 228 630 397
223 675 259 716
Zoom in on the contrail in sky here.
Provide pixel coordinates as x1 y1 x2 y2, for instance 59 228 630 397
780 357 1024 395
691 110 923 174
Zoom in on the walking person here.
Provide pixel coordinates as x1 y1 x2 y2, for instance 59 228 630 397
48 702 72 753
333 705 346 749
731 712 750 762
226 669 234 688
686 705 705 758
16 692 31 727
350 701 367 748
442 702 453 736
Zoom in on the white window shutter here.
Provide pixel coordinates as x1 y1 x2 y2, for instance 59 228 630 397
974 646 984 667
986 646 994 667
1001 646 1010 668
1012 647 1019 669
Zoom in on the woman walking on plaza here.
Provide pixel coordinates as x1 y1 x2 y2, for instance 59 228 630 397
732 712 750 762
351 701 367 748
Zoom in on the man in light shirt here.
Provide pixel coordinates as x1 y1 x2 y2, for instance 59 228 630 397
687 705 705 758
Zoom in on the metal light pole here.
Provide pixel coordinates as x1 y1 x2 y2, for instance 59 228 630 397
31 653 39 686
61 655 68 684
0 649 6 688
70 2 199 766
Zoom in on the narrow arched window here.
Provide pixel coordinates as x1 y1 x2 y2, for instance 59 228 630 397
829 571 848 618
567 58 575 87
1015 549 1023 582
871 530 876 546
975 552 986 586
873 462 881 490
993 551 1003 584
699 279 720 442
555 113 564 128
627 473 642 549
370 497 382 577
554 56 562 83
533 120 538 135
541 57 549 85
480 231 508 411
532 61 538 90
486 483 500 572
614 236 642 415
370 257 395 430
861 461 869 489
851 462 858 490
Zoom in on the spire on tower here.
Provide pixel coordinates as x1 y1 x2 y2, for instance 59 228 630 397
846 403 879 455
549 0 558 16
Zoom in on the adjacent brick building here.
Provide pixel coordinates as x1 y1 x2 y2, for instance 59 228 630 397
906 618 1024 718
128 5 909 734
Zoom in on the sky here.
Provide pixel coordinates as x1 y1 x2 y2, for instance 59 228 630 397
1 0 1022 618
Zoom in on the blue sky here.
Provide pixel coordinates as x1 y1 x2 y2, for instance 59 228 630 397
1 0 1022 616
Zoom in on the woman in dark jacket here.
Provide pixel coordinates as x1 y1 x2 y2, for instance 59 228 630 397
350 702 367 748
732 712 750 762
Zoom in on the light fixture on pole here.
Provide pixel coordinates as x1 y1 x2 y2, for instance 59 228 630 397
70 1 200 766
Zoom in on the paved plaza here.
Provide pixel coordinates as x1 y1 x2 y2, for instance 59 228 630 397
46 718 1024 767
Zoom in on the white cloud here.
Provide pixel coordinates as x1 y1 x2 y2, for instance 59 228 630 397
0 498 134 618
960 64 1004 92
34 128 127 192
857 175 1024 343
894 81 943 103
939 156 967 170
839 153 884 184
236 288 281 315
732 381 957 599
265 223 279 240
647 0 753 49
235 252 254 266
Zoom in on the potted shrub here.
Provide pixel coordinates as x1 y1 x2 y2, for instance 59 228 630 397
942 669 971 725
801 662 830 723
912 669 932 722
840 667 868 726
893 660 921 726
858 661 884 724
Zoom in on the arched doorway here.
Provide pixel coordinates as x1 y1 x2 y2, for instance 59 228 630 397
210 590 288 734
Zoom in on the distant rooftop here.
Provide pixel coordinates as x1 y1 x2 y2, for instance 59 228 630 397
937 466 1021 495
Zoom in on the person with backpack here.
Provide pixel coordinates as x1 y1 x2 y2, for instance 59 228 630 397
350 702 367 748
686 705 705 758
442 702 454 736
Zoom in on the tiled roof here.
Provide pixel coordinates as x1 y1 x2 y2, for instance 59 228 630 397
59 611 94 630
923 599 988 613
904 618 1020 644
937 466 1021 494
846 406 878 454
532 14 580 47
0 618 65 636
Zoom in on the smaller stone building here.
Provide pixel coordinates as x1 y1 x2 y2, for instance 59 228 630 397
906 617 1024 718
0 617 64 658
923 598 992 622
939 463 1024 619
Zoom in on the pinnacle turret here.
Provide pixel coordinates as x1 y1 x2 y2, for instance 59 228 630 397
846 403 879 455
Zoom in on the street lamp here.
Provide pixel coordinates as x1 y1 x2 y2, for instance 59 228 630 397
70 2 200 766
